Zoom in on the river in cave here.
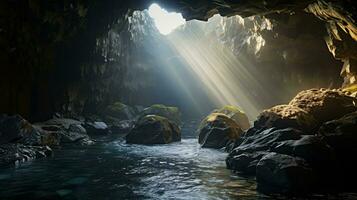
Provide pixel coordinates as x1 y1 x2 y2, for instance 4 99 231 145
1 120 356 200
0 120 258 200
1 1 357 200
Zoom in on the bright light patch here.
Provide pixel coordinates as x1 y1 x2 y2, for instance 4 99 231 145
148 3 185 35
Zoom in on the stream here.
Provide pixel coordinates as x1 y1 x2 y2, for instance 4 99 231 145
0 121 355 200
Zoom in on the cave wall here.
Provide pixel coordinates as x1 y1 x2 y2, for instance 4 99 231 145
0 0 355 121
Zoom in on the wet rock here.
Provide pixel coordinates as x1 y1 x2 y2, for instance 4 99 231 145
198 113 243 149
0 143 52 167
84 121 110 135
126 115 181 144
272 135 334 168
226 128 302 173
139 104 181 125
213 105 250 130
0 114 41 145
318 111 357 188
34 118 93 145
232 128 302 155
226 151 268 175
256 153 315 194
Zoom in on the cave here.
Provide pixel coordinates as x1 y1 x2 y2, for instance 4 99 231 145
0 0 357 199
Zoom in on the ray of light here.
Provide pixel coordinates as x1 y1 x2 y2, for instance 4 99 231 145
166 20 270 120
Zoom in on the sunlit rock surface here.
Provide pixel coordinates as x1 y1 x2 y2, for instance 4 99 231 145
213 106 250 130
254 105 318 133
289 88 357 123
253 88 357 133
126 115 181 144
197 113 243 149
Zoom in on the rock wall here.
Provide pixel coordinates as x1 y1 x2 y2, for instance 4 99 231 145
0 0 355 121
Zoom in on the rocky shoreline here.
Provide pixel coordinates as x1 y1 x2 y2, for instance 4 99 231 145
1 88 356 197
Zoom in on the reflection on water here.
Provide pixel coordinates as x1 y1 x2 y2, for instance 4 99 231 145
0 122 356 200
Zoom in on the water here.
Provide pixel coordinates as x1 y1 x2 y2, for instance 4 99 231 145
0 121 356 200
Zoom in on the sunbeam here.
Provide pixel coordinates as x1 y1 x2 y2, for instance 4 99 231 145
165 16 271 120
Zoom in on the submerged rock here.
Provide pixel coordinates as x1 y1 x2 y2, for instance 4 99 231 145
139 104 181 125
0 143 52 167
198 113 243 149
126 115 181 144
213 105 250 130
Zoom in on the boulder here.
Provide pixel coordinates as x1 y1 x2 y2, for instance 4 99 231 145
226 128 302 173
104 102 138 120
139 104 181 125
213 105 250 130
272 135 334 168
251 89 357 135
84 121 110 135
0 114 41 145
0 143 52 167
254 104 318 133
34 118 93 145
126 115 181 144
289 88 357 124
198 113 243 149
226 151 268 175
318 111 357 188
256 153 315 194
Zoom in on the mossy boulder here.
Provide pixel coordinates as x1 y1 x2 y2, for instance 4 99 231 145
197 113 243 149
126 115 181 144
140 104 181 125
104 102 138 120
213 105 250 130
